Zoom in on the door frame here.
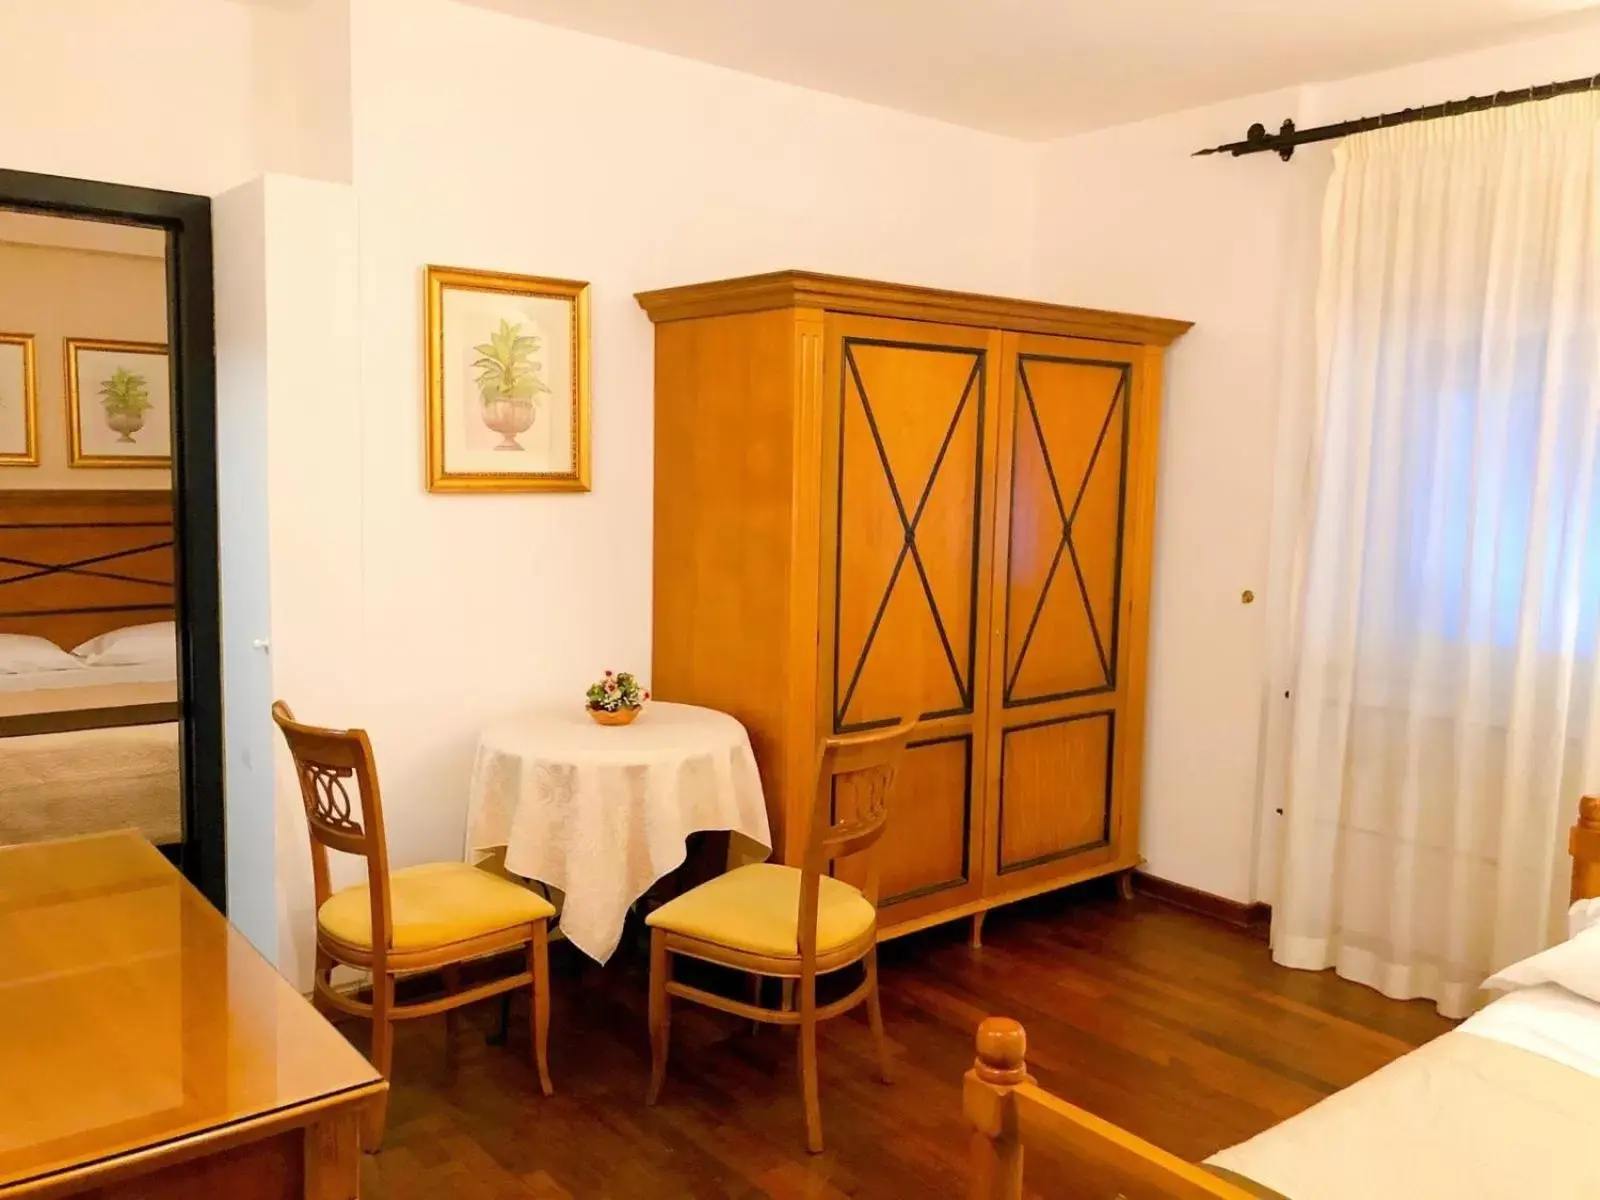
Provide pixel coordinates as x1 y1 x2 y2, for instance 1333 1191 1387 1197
0 168 225 912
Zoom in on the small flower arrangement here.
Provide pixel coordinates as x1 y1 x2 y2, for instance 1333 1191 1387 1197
585 669 648 725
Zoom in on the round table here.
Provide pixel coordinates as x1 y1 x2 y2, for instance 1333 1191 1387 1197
463 702 771 963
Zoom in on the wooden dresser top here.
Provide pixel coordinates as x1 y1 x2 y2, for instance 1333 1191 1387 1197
0 831 380 1193
634 269 1193 345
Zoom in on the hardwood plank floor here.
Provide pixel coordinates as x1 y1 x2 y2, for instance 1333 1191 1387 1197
356 882 1454 1198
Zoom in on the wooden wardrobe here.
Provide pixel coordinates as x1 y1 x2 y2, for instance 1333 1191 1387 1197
639 272 1190 939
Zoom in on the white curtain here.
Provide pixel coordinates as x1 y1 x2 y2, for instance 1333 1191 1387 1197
1274 94 1600 1018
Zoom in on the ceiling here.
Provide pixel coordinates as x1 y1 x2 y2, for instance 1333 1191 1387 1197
465 0 1598 138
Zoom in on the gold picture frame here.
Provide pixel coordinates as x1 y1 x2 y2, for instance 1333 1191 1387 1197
65 337 173 469
0 332 39 466
424 265 591 493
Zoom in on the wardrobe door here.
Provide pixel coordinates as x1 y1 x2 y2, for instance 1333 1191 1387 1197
982 332 1157 900
819 314 1002 930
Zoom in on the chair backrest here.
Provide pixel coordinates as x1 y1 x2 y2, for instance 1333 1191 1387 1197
271 700 394 955
797 717 918 959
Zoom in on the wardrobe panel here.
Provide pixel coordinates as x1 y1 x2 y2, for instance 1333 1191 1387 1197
1002 355 1130 707
831 330 989 733
996 712 1113 875
983 332 1152 903
833 734 973 908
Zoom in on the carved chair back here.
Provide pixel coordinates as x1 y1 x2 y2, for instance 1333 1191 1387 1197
271 700 394 956
797 717 918 960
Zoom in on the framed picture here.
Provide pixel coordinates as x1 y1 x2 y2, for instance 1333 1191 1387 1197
65 338 172 468
0 332 38 466
424 265 590 493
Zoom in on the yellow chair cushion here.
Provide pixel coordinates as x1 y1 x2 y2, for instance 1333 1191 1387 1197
645 863 876 958
318 861 556 952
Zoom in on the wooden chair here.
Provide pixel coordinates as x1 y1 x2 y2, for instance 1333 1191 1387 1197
644 717 917 1153
272 701 556 1153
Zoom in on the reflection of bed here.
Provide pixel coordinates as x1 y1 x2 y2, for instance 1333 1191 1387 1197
0 489 180 846
965 799 1600 1199
0 668 180 847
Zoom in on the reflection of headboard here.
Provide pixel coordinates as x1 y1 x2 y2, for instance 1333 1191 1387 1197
0 490 174 650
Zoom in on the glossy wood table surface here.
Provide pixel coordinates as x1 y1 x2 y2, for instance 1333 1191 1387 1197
0 831 384 1198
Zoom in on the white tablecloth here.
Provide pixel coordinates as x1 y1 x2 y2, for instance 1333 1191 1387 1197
463 702 771 963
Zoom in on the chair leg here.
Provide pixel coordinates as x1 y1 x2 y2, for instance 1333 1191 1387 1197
362 974 395 1153
798 970 822 1154
442 963 462 1054
748 973 764 1036
312 947 336 1019
529 922 553 1096
488 993 512 1046
646 928 671 1105
865 948 892 1085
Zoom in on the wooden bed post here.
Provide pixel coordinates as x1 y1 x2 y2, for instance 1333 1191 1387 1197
1572 795 1600 902
965 1017 1029 1200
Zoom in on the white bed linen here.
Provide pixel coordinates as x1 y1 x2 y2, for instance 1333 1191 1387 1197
1459 983 1600 1080
0 661 178 693
0 723 181 846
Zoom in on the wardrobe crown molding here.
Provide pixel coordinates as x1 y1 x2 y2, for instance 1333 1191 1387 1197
635 270 1193 346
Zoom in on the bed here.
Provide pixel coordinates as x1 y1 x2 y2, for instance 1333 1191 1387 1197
965 797 1600 1199
0 490 180 847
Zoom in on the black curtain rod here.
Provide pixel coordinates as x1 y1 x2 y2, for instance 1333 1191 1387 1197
1194 72 1600 161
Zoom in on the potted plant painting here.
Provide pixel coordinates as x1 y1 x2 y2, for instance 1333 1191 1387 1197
473 318 550 451
585 670 649 726
99 367 152 443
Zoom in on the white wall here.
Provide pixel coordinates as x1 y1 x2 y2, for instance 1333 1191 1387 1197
0 0 351 196
214 177 275 955
1034 14 1600 903
0 237 173 489
0 0 258 195
215 175 364 972
237 0 1038 984
18 0 1600 953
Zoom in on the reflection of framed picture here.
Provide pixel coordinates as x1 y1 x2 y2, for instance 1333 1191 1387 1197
65 338 172 468
424 265 590 493
0 332 38 466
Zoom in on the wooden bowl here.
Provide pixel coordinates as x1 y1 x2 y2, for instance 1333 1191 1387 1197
587 705 641 727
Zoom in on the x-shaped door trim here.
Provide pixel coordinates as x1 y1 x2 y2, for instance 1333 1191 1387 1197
835 342 983 731
1004 358 1129 704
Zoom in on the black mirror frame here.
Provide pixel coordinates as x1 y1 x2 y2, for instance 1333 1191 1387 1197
0 168 225 913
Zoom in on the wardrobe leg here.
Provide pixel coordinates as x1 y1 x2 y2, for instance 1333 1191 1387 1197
969 910 987 950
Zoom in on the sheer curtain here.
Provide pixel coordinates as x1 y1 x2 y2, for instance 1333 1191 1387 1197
1273 94 1600 1018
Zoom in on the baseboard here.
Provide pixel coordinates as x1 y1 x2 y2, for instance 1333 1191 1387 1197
1133 872 1271 939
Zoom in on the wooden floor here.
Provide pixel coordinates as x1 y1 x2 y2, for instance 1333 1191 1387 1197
356 882 1454 1199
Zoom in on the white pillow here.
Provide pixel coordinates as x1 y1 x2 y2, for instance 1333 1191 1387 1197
73 621 177 669
0 633 88 675
1570 897 1600 941
1485 925 1600 1005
